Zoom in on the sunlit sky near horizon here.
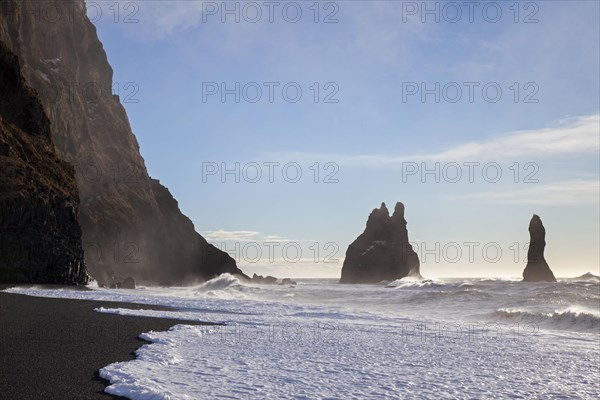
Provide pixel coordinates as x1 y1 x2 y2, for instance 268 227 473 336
89 0 599 279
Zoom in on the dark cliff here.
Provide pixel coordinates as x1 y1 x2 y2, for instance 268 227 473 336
340 202 420 284
0 0 245 285
522 214 556 282
0 40 87 284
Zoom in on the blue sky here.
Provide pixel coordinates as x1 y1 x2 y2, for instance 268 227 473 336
89 0 599 278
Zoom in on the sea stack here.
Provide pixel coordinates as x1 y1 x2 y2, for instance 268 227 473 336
339 202 420 283
522 214 556 282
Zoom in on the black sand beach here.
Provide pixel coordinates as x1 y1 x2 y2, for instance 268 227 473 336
0 288 216 400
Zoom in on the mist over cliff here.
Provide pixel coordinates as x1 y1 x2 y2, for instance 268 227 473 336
0 0 245 285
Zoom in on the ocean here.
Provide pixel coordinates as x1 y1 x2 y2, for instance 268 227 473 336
5 274 599 399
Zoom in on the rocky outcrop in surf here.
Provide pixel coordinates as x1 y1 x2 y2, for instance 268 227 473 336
574 272 599 282
0 0 245 285
522 215 556 282
247 273 297 285
108 277 136 289
0 40 87 284
340 202 420 284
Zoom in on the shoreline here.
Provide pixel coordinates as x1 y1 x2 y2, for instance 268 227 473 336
0 288 217 400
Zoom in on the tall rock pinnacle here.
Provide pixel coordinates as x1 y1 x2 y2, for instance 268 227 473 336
522 214 557 282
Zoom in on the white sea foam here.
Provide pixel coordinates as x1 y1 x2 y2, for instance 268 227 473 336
385 277 444 289
4 275 600 399
98 319 599 400
195 273 241 291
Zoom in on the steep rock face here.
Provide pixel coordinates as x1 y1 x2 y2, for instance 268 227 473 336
340 202 420 283
522 214 556 282
0 40 87 284
0 0 245 284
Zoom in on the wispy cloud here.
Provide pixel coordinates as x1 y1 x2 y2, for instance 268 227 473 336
132 1 206 35
454 179 599 205
420 114 599 161
263 114 599 166
201 230 294 243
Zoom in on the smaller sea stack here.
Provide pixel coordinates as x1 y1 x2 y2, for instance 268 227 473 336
522 214 557 282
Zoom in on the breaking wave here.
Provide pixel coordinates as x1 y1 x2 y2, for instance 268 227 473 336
196 273 242 291
493 306 600 332
385 277 445 289
192 273 250 299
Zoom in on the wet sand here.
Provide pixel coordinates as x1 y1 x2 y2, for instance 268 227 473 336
0 288 216 399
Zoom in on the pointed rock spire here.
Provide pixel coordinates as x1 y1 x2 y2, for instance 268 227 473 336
522 214 556 282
